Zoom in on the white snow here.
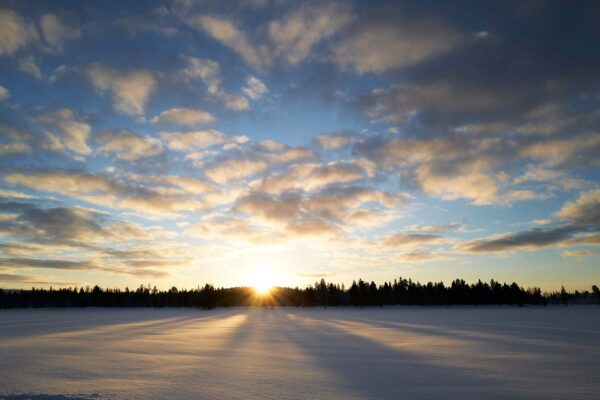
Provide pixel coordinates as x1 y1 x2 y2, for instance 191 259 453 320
1 306 599 399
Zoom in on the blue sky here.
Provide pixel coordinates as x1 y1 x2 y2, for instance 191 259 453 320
0 0 599 291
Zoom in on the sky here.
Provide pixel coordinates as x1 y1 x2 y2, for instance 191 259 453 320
0 0 598 291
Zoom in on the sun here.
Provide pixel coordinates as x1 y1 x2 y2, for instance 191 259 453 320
245 265 280 295
254 281 273 295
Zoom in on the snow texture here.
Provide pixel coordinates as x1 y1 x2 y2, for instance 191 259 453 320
1 306 599 399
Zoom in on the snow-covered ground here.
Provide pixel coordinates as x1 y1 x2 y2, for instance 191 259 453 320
0 306 599 400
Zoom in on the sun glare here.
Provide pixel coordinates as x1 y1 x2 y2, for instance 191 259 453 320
245 265 281 295
254 282 273 295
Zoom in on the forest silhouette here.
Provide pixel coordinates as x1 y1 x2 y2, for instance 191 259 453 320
2 278 599 309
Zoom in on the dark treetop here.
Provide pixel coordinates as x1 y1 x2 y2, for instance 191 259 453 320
2 278 599 309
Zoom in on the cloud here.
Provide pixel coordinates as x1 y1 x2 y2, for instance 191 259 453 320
158 176 215 195
316 131 354 150
269 146 315 164
517 104 600 136
351 1 600 135
513 165 564 184
0 202 164 245
353 136 468 169
116 6 179 38
0 142 31 156
193 15 266 68
520 134 600 166
407 223 461 233
0 257 96 271
205 159 270 184
13 206 105 243
177 56 253 111
0 8 38 56
18 57 67 84
0 85 9 100
200 141 316 186
556 190 600 226
505 190 548 202
458 226 579 253
160 130 234 151
241 77 268 100
235 194 341 238
39 13 81 52
3 170 206 216
266 3 353 66
0 189 34 200
230 184 404 241
343 10 599 210
192 184 403 244
561 249 597 260
152 107 214 125
0 253 172 278
393 250 452 263
216 91 250 111
4 171 123 207
115 195 204 216
48 65 67 83
178 56 221 92
251 163 315 195
96 130 163 160
0 273 36 282
415 160 505 206
37 108 91 156
18 55 43 79
359 82 519 125
0 124 34 142
458 191 600 254
302 162 366 190
253 158 390 204
189 3 352 69
188 214 271 243
382 233 448 247
252 161 366 194
560 178 589 191
352 133 576 206
335 16 463 73
86 65 156 116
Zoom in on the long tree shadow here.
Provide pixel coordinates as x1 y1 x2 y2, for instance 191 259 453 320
0 394 105 400
215 307 264 352
70 308 245 341
283 311 543 400
339 317 583 354
355 307 600 349
182 308 340 400
0 308 240 339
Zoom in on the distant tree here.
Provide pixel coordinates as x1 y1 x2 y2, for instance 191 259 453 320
315 279 329 307
560 286 568 305
201 284 216 309
592 285 600 303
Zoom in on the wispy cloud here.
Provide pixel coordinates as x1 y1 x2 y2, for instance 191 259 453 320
86 64 156 116
152 108 214 125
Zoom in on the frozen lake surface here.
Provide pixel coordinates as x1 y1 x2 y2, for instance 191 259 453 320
1 306 599 399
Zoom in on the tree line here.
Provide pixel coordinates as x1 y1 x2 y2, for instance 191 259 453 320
1 278 599 309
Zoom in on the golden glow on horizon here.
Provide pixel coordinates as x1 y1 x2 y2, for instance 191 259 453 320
245 264 282 295
254 282 273 295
